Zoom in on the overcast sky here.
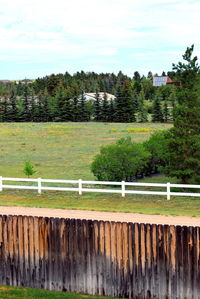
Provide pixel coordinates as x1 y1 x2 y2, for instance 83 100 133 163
0 0 199 79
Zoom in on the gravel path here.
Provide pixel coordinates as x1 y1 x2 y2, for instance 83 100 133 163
0 206 200 226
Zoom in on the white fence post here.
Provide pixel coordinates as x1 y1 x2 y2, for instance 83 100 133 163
0 176 2 192
78 179 82 195
122 181 125 197
38 178 42 194
167 182 170 200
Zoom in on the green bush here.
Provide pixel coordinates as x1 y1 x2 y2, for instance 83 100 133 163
143 130 169 174
91 137 150 181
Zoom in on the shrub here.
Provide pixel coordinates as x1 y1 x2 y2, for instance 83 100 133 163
143 130 169 175
91 137 150 181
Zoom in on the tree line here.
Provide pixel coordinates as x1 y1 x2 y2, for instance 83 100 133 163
92 45 200 184
0 70 177 123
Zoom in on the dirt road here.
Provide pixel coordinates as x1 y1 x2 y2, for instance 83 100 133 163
0 206 200 226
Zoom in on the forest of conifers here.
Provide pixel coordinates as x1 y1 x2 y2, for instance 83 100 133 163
0 70 178 122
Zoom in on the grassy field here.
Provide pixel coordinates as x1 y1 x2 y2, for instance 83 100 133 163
0 121 200 217
0 286 122 299
0 122 171 179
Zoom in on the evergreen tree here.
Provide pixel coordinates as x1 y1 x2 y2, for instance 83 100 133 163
137 90 148 122
163 100 170 123
108 99 115 122
62 95 73 121
8 90 17 121
79 92 89 121
147 71 153 79
0 94 9 122
152 96 164 122
30 89 37 122
55 87 65 121
133 71 141 81
72 97 80 122
42 90 49 122
101 93 110 122
21 83 31 121
166 45 200 183
93 91 102 121
115 80 136 122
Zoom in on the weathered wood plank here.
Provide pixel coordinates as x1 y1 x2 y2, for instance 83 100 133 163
17 215 24 287
12 216 18 287
28 216 34 288
33 216 40 288
0 215 200 298
98 220 105 296
23 216 29 286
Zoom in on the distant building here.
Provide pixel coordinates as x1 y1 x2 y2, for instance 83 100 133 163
0 80 11 84
153 76 180 87
81 92 116 101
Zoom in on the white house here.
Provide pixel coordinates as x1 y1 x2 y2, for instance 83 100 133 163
81 92 116 101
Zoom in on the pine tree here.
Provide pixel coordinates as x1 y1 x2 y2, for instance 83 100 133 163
108 99 115 122
137 90 148 122
115 80 136 122
147 71 153 79
72 97 80 122
21 83 31 121
0 94 9 122
8 90 17 122
42 90 49 122
55 87 65 121
79 92 89 121
166 45 200 183
101 93 110 122
163 100 170 123
29 89 36 121
152 96 164 122
94 91 102 121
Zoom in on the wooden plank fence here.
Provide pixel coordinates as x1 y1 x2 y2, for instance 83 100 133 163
0 214 199 298
1 176 200 200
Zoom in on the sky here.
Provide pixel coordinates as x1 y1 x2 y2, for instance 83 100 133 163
0 0 200 80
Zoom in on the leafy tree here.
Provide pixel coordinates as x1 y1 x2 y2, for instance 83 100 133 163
144 131 168 175
91 137 150 181
166 45 200 183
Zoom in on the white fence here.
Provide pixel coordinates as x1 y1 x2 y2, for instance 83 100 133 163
1 176 200 200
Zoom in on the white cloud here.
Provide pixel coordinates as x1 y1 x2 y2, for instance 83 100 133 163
0 0 200 78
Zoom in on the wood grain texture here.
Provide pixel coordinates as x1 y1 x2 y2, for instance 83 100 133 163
0 214 199 298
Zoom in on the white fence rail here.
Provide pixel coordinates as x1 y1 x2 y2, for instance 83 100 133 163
1 176 200 200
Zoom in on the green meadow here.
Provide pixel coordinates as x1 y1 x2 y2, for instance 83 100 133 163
0 286 122 299
0 121 200 217
0 122 171 179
